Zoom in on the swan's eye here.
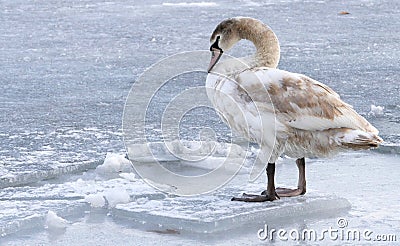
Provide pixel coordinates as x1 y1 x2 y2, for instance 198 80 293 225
210 36 222 52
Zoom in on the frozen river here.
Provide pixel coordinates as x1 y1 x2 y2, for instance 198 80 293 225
1 0 399 245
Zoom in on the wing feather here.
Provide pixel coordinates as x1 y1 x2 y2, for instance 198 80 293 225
235 68 378 134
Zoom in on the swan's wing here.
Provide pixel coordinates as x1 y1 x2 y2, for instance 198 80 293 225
236 68 379 134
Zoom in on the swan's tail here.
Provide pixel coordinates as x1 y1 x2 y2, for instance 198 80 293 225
336 129 383 150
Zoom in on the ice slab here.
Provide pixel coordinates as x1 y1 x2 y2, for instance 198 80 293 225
125 141 261 195
0 160 101 189
0 200 88 237
114 192 351 233
126 141 248 163
0 164 351 238
373 143 400 155
0 173 162 238
0 126 124 188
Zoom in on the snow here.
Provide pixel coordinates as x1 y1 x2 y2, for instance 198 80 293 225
85 194 106 208
119 172 136 181
104 188 131 208
45 211 68 230
95 153 132 176
368 104 385 117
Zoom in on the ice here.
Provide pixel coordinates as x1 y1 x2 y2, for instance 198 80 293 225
95 153 132 177
1 139 354 237
1 0 399 244
0 127 123 188
368 104 385 117
0 144 358 239
84 194 106 208
119 172 136 181
373 143 400 155
127 141 246 163
0 159 100 189
162 2 218 7
0 173 162 238
104 188 131 208
0 200 88 238
114 192 351 233
1 151 400 244
45 211 68 230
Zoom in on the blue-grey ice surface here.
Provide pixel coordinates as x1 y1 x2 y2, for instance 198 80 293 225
1 0 399 245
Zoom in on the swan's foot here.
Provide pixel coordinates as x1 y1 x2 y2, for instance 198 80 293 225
263 187 306 197
231 158 307 202
264 157 307 198
231 192 280 202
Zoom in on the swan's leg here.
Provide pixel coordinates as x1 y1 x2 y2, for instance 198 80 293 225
231 163 279 202
275 158 306 197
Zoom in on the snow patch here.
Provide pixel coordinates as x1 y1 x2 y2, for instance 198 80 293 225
368 104 384 116
119 172 136 181
85 194 106 208
104 188 131 208
85 188 131 208
1 172 16 180
96 153 132 176
45 211 68 230
144 199 164 209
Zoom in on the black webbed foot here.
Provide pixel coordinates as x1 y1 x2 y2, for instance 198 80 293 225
231 192 279 202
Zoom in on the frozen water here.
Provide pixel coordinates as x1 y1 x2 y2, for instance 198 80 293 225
45 211 69 230
104 188 131 208
95 153 132 177
84 194 107 208
119 172 137 182
1 152 400 244
162 2 219 7
1 0 399 244
368 104 385 117
0 158 353 239
114 192 350 233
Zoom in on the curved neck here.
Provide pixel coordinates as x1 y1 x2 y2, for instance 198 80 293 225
237 19 280 68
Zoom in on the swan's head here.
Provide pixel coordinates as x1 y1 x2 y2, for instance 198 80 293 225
207 17 280 71
207 18 241 72
210 18 242 52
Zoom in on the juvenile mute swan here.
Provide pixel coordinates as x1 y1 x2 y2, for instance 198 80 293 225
206 17 383 202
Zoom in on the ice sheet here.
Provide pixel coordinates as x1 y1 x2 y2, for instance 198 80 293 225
0 174 351 238
0 173 162 237
0 147 353 238
1 151 400 245
114 193 350 233
1 0 399 244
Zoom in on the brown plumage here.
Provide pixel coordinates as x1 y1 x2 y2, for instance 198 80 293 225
206 17 382 202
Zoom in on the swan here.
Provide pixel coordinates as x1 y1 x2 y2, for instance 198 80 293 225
205 17 383 202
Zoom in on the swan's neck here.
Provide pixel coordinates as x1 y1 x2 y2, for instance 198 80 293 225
238 20 280 68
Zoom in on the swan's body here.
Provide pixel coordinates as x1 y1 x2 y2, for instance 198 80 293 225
207 67 381 162
206 17 382 202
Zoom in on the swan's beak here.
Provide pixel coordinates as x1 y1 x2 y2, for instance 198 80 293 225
207 48 223 73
